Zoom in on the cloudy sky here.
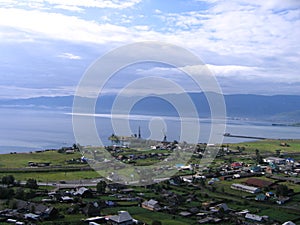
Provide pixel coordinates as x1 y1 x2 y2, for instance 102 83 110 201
0 0 299 99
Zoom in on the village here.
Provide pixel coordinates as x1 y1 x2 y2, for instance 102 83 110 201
0 137 300 225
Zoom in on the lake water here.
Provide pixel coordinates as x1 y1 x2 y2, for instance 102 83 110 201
0 107 300 153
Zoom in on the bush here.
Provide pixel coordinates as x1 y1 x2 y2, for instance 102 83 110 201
0 186 14 199
25 178 38 189
1 175 15 186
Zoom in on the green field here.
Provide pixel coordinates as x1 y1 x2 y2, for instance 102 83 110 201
0 170 99 182
228 139 300 154
0 150 83 168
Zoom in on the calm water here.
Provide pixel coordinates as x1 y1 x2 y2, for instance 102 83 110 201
0 107 300 153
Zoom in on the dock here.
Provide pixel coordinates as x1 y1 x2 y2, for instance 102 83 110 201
223 133 267 140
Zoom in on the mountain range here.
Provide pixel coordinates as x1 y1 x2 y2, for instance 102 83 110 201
1 93 300 122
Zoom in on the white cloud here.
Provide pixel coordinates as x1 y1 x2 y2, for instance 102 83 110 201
154 9 162 14
58 52 81 60
53 4 84 12
0 0 142 10
45 0 142 9
0 85 75 99
133 25 150 31
0 0 299 95
0 8 135 44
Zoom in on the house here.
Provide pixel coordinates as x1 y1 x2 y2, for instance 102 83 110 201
265 166 274 174
235 209 250 216
282 221 296 225
107 183 126 192
82 202 101 217
286 158 295 164
231 183 261 194
245 213 263 222
15 200 58 220
109 211 134 225
169 176 182 185
250 165 261 173
73 187 93 198
60 196 74 203
24 213 40 221
231 162 242 169
276 197 290 205
179 211 192 217
255 193 268 201
198 217 213 224
215 203 229 212
105 200 115 207
221 175 233 181
42 207 58 219
201 201 217 210
188 207 200 215
65 149 75 154
209 203 229 214
264 157 286 165
141 199 161 211
83 216 106 224
265 192 274 197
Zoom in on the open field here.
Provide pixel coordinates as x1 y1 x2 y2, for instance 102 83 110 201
228 139 300 154
0 150 83 168
0 170 99 182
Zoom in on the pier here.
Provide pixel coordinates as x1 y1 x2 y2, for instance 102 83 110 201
223 133 267 140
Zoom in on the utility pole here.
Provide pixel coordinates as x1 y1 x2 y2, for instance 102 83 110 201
138 126 141 139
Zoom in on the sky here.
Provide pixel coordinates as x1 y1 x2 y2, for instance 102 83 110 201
0 0 300 99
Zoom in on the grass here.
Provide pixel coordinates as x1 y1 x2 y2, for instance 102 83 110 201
228 139 300 154
260 208 300 223
0 170 99 182
0 150 83 168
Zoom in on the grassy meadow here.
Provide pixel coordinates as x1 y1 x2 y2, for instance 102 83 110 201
229 139 300 154
0 150 83 168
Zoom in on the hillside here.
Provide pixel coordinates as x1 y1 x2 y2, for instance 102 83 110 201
1 93 300 121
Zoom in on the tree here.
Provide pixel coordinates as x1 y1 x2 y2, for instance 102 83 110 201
0 187 14 199
152 220 162 225
211 186 216 192
255 149 263 164
15 188 25 200
2 175 15 186
221 186 225 193
108 134 120 145
96 180 107 194
25 179 38 189
9 199 18 209
276 184 289 197
276 149 281 157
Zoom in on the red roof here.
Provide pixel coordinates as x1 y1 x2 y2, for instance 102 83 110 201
231 162 242 168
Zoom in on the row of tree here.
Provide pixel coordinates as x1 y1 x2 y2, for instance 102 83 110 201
1 175 38 189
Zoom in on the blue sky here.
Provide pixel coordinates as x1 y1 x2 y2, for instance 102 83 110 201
0 0 299 99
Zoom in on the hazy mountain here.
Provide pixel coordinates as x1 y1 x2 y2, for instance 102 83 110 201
1 93 300 121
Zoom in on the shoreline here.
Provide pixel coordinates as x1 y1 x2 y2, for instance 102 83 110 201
2 138 300 155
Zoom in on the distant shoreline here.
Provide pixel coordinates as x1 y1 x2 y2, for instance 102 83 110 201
272 123 300 127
